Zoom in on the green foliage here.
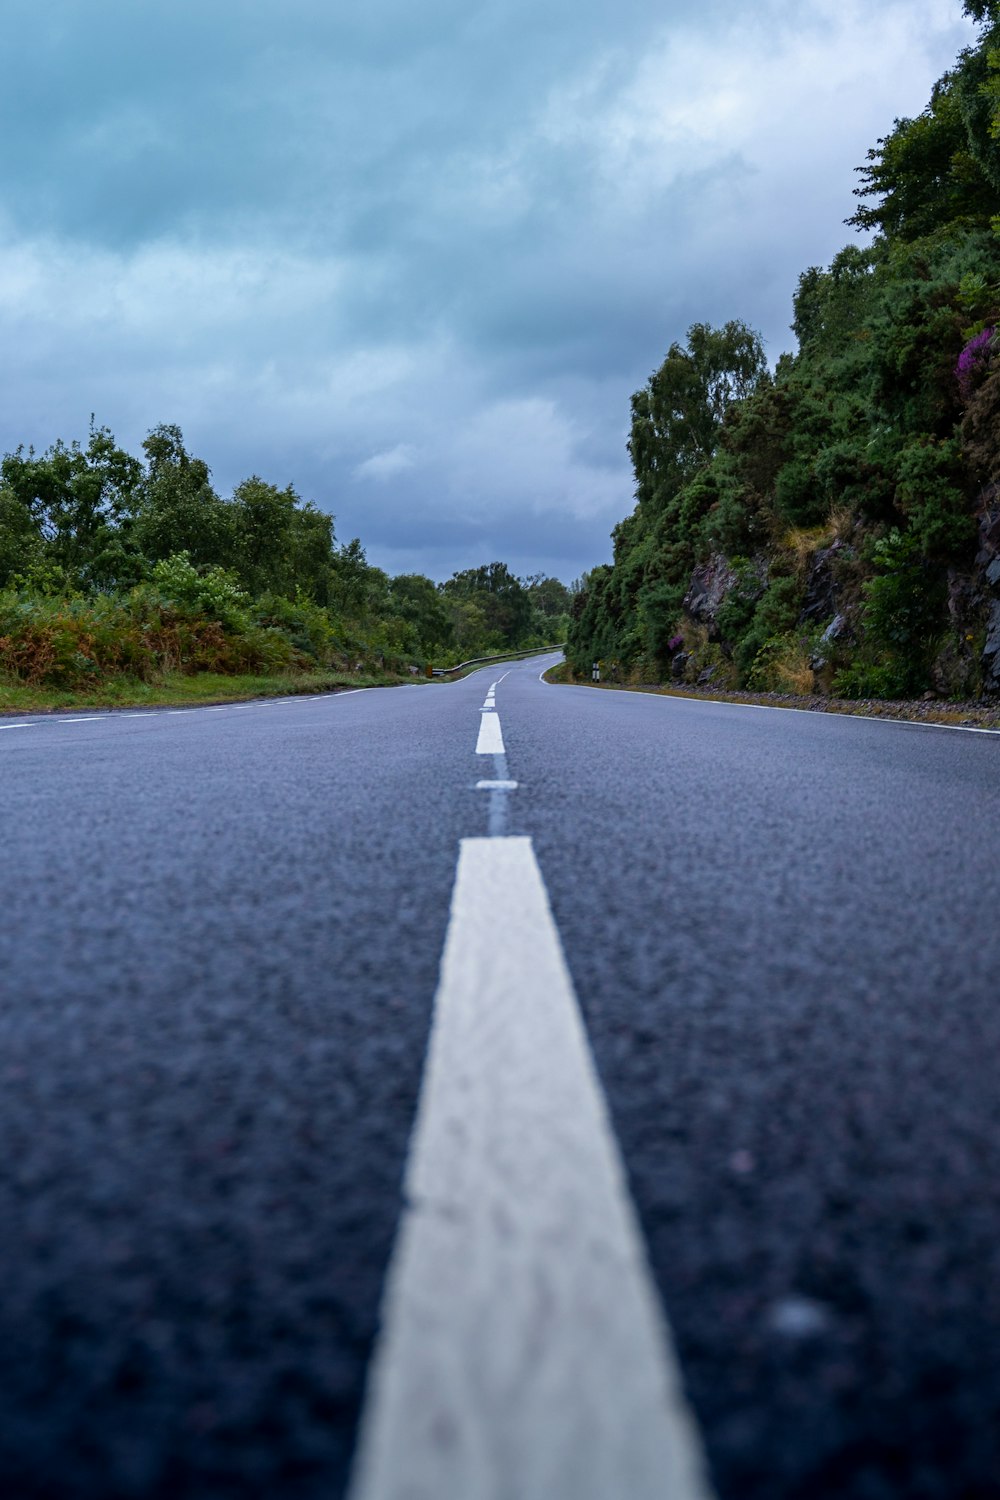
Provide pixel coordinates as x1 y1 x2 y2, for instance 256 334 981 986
441 561 533 646
849 49 1000 241
628 320 767 516
1 423 144 589
0 417 567 690
833 529 947 697
569 17 1000 701
144 553 251 631
134 425 234 569
893 436 973 555
388 573 455 653
733 576 804 680
715 560 766 641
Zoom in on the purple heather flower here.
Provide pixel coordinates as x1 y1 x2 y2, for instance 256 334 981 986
668 633 684 652
956 326 995 397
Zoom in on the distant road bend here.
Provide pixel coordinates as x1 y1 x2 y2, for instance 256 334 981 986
2 655 1000 1499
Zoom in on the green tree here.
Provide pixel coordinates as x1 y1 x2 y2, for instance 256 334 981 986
440 562 532 645
1 423 144 588
0 484 43 587
134 425 234 569
388 573 454 652
629 320 768 515
230 475 298 596
288 503 337 603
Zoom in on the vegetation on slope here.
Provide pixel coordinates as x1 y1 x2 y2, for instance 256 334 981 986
568 0 1000 701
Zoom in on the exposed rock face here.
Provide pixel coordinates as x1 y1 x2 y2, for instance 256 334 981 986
801 540 850 624
683 554 739 629
809 614 850 673
982 601 1000 692
976 486 1000 694
947 572 980 696
975 484 1000 570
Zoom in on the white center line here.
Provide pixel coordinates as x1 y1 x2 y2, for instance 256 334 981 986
0 723 32 731
475 711 505 755
348 837 713 1500
55 716 105 723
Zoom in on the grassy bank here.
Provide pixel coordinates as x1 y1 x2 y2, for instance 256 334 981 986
0 667 420 715
542 661 1000 730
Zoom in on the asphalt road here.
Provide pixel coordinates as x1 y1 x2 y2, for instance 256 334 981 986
2 657 1000 1498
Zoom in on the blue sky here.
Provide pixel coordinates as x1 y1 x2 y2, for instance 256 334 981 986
0 0 975 582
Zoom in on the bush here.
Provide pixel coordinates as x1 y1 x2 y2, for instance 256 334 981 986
833 528 947 697
748 633 817 693
143 552 251 631
732 576 803 681
253 591 340 662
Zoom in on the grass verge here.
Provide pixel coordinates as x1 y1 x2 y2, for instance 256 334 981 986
0 668 421 716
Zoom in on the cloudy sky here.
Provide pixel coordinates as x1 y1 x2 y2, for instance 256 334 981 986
0 0 975 582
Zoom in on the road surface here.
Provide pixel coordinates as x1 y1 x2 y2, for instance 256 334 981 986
2 654 999 1498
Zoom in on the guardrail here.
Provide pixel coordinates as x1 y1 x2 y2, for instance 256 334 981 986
430 645 565 677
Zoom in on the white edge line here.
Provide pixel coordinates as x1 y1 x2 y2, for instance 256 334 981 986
560 683 1000 737
2 688 373 728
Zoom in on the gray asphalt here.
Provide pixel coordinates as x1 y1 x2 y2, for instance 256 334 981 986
2 660 1000 1498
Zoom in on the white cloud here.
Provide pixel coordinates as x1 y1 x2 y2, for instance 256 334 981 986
354 444 419 481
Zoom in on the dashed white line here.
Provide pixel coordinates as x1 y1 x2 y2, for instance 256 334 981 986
0 723 32 731
348 836 713 1500
55 716 105 723
475 778 517 790
475 710 505 755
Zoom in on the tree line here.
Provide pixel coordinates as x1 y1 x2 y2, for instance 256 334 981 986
569 0 1000 700
0 423 572 688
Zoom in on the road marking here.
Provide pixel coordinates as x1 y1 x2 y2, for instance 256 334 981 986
475 778 517 790
558 682 1000 736
0 723 32 731
348 837 713 1500
475 710 505 755
55 716 105 723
